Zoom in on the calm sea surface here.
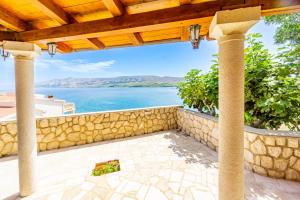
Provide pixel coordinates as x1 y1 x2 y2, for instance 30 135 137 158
35 87 182 113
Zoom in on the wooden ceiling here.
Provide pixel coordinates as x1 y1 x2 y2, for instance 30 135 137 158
0 0 299 53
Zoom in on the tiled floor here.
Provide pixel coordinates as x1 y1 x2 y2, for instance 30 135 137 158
0 131 299 200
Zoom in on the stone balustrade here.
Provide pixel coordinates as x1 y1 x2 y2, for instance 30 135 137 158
177 108 300 181
0 106 179 157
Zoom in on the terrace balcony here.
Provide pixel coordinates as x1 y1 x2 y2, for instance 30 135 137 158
0 106 299 200
0 1 299 199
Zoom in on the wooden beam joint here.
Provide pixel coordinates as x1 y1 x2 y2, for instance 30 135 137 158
128 33 143 46
102 0 124 16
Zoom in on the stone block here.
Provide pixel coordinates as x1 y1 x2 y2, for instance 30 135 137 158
0 125 7 134
87 135 94 143
57 133 66 142
254 155 260 165
65 127 72 134
42 133 55 142
292 160 300 171
287 138 298 148
86 122 94 131
274 159 288 171
244 149 254 163
1 134 14 143
264 136 275 146
250 139 266 155
282 148 293 158
275 137 286 146
267 146 281 158
67 133 80 142
268 170 285 179
39 119 49 128
49 118 58 127
295 150 300 158
11 142 17 154
285 169 300 180
58 117 65 124
39 143 47 151
253 165 267 176
247 133 257 142
102 128 111 135
60 141 75 148
6 123 17 135
261 156 273 169
47 141 59 150
0 140 4 152
73 125 80 132
72 117 79 124
289 156 297 167
110 113 120 121
1 142 12 155
78 116 86 125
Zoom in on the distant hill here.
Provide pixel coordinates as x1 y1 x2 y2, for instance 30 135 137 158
37 76 183 88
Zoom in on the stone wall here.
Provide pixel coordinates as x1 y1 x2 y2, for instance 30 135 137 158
177 108 300 181
0 106 179 157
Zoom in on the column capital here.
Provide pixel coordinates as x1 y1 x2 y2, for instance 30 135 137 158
209 6 261 40
2 41 41 58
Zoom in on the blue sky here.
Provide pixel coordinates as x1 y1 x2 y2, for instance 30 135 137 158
0 20 277 90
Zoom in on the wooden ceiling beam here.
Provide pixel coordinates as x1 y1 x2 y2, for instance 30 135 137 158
180 26 189 41
179 0 192 6
87 38 105 49
16 2 220 42
126 0 179 14
0 4 72 53
0 31 16 41
2 0 299 45
30 0 71 24
0 8 29 31
30 0 105 50
128 33 144 45
102 0 124 16
56 42 73 53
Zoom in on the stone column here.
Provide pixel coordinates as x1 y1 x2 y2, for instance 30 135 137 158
3 41 41 197
209 7 260 200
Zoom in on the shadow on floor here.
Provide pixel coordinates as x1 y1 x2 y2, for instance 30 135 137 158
2 193 20 200
163 131 218 168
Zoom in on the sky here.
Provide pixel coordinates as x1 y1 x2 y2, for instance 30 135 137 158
0 20 278 90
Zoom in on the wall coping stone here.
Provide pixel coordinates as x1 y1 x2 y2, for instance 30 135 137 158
178 108 218 122
0 105 183 124
179 108 300 137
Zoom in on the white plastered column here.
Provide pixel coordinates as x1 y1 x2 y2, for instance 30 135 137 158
209 7 260 200
3 41 41 197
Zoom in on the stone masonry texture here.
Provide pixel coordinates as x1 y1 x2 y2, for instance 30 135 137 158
177 108 300 182
0 106 179 157
0 106 299 182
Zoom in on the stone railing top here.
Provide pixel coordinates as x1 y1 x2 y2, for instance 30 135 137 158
244 125 300 137
179 108 300 138
0 105 183 124
178 108 218 122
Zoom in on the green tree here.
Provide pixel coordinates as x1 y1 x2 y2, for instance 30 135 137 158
177 56 218 116
245 33 300 130
178 33 300 131
264 13 300 45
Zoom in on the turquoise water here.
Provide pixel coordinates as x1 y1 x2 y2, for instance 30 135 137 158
35 87 182 113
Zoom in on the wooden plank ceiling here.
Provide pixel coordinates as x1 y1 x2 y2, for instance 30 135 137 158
0 0 299 53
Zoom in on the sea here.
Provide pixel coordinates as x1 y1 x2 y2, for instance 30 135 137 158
35 87 182 113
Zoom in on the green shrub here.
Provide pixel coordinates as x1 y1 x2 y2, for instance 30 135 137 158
177 33 300 131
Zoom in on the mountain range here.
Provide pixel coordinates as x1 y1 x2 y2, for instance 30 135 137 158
37 76 183 88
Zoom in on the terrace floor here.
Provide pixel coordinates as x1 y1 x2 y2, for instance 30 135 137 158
0 131 299 200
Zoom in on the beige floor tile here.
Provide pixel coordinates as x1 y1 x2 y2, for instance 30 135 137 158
0 131 299 200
